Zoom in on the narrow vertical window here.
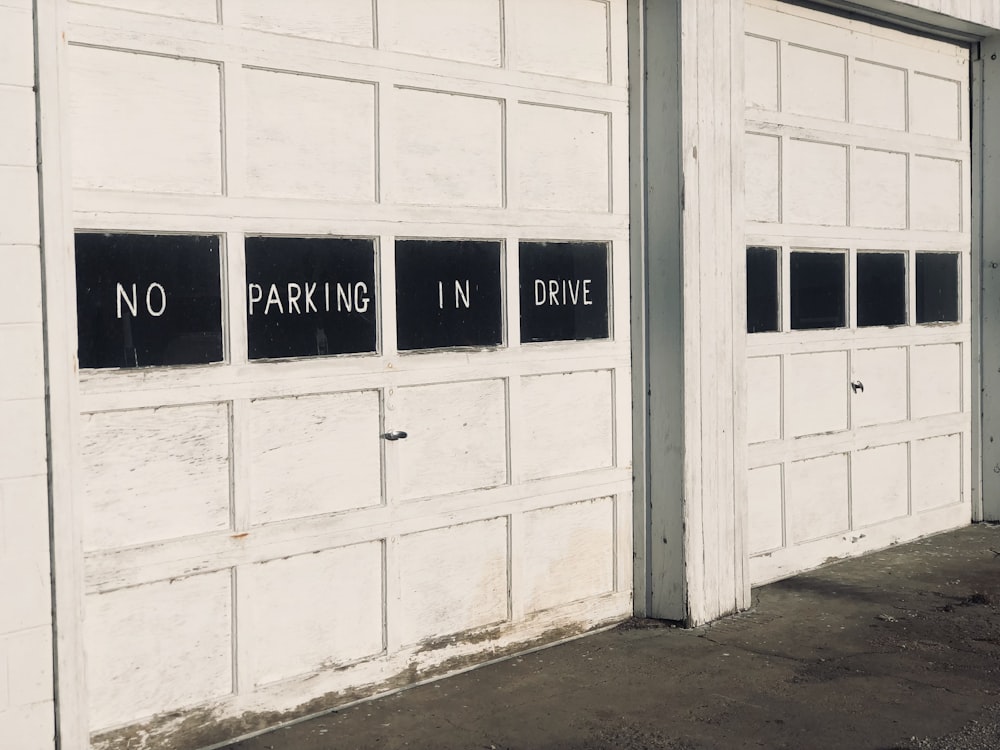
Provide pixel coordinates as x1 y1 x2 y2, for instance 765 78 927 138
857 252 906 327
790 251 846 330
916 253 960 324
747 246 780 333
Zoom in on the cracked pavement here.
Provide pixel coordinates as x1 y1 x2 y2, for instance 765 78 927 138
225 524 1000 750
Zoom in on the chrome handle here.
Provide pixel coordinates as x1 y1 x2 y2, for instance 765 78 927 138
850 381 864 394
382 430 408 441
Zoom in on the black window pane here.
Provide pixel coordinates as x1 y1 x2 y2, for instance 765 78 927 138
395 239 503 351
747 246 779 333
519 241 610 343
245 237 377 360
790 251 846 330
916 253 960 324
857 252 906 327
75 233 223 369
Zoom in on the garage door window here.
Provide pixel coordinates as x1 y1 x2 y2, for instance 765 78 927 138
916 252 960 324
857 252 906 328
790 251 845 330
747 246 779 333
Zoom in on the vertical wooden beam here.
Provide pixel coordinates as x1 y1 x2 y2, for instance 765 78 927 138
34 0 90 745
632 0 749 624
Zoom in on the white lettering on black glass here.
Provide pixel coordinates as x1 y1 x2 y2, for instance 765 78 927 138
75 233 223 369
395 239 503 350
244 236 377 359
519 241 609 343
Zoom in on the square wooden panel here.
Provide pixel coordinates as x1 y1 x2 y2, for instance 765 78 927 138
784 140 848 226
748 464 783 555
520 370 614 480
379 0 502 66
241 0 374 46
0 246 42 326
852 346 908 427
248 391 382 525
81 403 231 551
852 443 909 528
69 46 222 194
745 133 781 223
0 6 33 87
85 571 232 730
239 542 384 686
397 518 509 645
748 356 782 444
512 0 609 83
852 149 907 229
393 379 508 501
0 87 36 167
911 156 962 231
782 45 846 121
911 72 961 140
244 69 376 202
786 453 849 544
0 401 46 481
911 434 962 512
852 60 906 131
70 0 219 22
517 104 610 212
785 350 849 437
745 35 779 111
0 166 41 245
388 88 504 207
911 343 962 418
519 498 615 613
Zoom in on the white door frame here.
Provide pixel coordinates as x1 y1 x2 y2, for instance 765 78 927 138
629 0 1000 626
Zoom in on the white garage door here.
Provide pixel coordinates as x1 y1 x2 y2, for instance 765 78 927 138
64 1 631 746
745 0 972 584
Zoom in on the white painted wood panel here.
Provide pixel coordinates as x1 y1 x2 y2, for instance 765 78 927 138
80 404 230 551
387 88 503 208
748 465 783 554
0 401 49 481
247 391 382 525
517 104 610 212
241 0 374 47
852 347 909 427
911 72 962 139
0 6 33 86
852 149 907 229
748 355 782 443
68 46 222 194
784 140 848 226
911 343 962 418
393 379 507 501
244 68 376 202
512 0 609 83
239 542 383 685
852 60 906 131
0 166 40 245
852 442 909 528
70 0 218 22
745 133 781 223
0 87 36 166
397 518 509 645
783 45 846 121
0 324 44 401
85 571 232 729
786 350 848 437
0 247 41 325
519 498 614 612
745 35 779 111
786 453 849 543
911 156 962 231
911 433 963 512
380 0 502 67
520 370 614 480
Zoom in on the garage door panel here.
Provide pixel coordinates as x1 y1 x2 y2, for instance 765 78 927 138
512 0 610 84
748 465 784 554
71 0 219 22
911 343 962 418
241 0 374 47
746 133 781 223
911 72 962 140
852 59 906 131
783 44 846 121
852 149 907 229
912 434 962 512
745 34 779 111
852 443 909 528
911 156 962 232
784 140 847 226
380 0 502 67
748 355 782 443
786 453 849 544
786 350 848 437
852 347 908 427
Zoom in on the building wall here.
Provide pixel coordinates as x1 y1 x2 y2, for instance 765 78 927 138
0 2 56 749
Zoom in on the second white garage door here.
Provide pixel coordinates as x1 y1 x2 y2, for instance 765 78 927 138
745 0 972 583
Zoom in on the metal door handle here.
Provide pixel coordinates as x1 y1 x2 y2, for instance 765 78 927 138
383 430 408 441
850 381 864 394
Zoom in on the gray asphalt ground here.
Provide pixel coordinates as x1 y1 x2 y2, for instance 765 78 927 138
226 524 1000 750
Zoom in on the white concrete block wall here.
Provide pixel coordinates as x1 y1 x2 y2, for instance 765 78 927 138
0 1 56 749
